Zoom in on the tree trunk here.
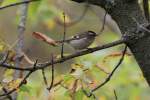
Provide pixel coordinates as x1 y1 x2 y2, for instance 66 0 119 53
71 0 150 86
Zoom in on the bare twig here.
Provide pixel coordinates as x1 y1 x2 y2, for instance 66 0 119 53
0 70 33 97
132 17 150 33
47 54 55 92
99 11 107 34
42 69 48 87
0 0 39 10
55 2 89 27
53 80 63 88
95 64 110 74
13 0 30 98
83 45 127 97
91 45 127 92
61 12 66 58
81 84 97 100
0 39 126 71
70 79 78 99
33 59 38 68
2 88 13 100
0 0 137 98
114 89 118 100
89 5 107 35
0 60 38 98
0 51 10 64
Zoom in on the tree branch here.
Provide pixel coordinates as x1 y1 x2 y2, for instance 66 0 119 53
47 54 55 92
82 45 127 97
91 45 127 92
0 0 39 10
13 0 30 98
0 60 38 98
0 38 126 71
71 0 150 86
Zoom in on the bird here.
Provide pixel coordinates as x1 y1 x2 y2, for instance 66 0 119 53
56 31 97 50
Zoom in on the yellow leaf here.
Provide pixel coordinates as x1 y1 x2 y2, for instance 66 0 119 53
99 96 106 100
71 63 84 69
3 78 23 91
44 19 55 29
4 69 14 77
0 84 3 91
0 45 4 51
59 14 71 23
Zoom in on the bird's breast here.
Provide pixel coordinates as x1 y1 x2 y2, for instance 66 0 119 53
68 37 95 50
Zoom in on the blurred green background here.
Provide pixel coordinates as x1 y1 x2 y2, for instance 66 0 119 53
0 0 150 100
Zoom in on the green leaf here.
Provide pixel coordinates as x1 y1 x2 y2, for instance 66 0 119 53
1 0 19 6
74 89 84 100
19 85 31 93
63 74 74 82
28 0 42 22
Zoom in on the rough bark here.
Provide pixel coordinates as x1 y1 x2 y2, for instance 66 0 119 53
14 0 29 99
71 0 150 86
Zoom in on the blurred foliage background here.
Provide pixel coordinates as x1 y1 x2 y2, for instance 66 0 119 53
0 0 150 100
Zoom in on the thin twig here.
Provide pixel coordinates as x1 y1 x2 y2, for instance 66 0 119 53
70 79 78 100
61 12 66 58
89 6 107 35
114 89 118 100
132 17 150 33
81 83 97 100
0 51 10 64
83 45 127 97
0 60 38 97
47 54 55 92
0 70 33 97
33 59 38 67
13 0 30 98
0 39 126 71
2 88 13 100
95 64 110 74
53 80 63 88
55 2 89 27
99 11 107 34
92 45 127 92
0 0 39 10
42 69 48 87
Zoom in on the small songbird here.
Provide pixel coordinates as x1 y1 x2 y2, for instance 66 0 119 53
57 31 97 50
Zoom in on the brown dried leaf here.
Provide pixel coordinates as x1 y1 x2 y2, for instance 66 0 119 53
103 52 132 63
96 63 110 74
2 78 24 91
22 52 34 65
32 32 58 46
